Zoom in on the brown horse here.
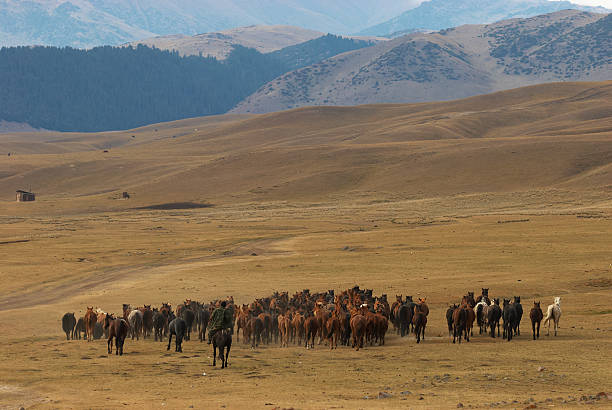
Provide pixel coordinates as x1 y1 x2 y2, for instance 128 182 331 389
452 305 467 344
104 314 129 355
212 329 232 369
350 314 367 351
530 301 544 340
325 314 341 350
292 312 305 345
413 303 427 343
84 307 97 342
278 313 292 348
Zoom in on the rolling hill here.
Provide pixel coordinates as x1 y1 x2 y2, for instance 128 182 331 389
1 81 610 213
232 11 611 114
359 0 610 36
0 0 418 48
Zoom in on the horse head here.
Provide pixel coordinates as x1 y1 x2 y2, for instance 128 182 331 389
554 296 561 306
482 288 489 296
534 301 540 308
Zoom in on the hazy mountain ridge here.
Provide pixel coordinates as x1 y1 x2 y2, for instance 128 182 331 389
0 0 418 48
233 11 611 114
124 26 325 59
360 0 610 36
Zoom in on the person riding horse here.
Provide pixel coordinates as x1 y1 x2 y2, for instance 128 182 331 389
207 301 232 344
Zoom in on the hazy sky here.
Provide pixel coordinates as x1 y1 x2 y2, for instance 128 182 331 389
570 0 612 6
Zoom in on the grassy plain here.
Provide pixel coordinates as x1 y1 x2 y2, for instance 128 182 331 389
0 82 611 409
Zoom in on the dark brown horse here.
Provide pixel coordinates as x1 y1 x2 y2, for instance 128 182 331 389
212 329 232 368
530 301 544 340
452 305 467 344
304 314 319 349
350 314 367 351
104 314 129 355
413 303 427 343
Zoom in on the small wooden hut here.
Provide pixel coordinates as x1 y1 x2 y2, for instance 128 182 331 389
16 190 35 202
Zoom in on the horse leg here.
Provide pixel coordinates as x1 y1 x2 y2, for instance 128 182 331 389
536 321 540 339
167 333 173 351
108 336 112 354
532 321 536 340
213 344 217 367
225 344 230 368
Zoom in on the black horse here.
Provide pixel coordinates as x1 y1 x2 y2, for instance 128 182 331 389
212 329 232 368
181 308 195 341
512 296 523 336
62 312 76 340
399 303 413 337
153 310 165 342
167 317 186 352
487 298 502 338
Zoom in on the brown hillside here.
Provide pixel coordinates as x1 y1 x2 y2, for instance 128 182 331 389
233 10 610 114
0 81 610 215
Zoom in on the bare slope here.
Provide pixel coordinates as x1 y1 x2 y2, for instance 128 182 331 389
125 25 324 59
233 11 610 114
0 81 610 214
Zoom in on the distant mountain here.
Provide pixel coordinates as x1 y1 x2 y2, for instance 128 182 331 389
125 26 324 59
359 0 610 36
0 0 419 48
232 11 611 114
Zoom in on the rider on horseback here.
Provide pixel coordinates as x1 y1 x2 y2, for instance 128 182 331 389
207 301 232 344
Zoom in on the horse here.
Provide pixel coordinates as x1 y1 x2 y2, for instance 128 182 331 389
84 307 97 342
487 298 502 338
212 329 232 369
543 297 562 336
74 317 86 340
198 307 211 342
104 314 128 355
304 314 319 349
446 305 457 339
258 312 272 345
248 316 264 348
325 314 341 349
181 308 195 341
152 309 165 342
278 313 292 347
413 303 427 344
62 313 76 340
464 304 475 338
452 305 467 344
529 301 544 340
474 300 489 334
475 288 490 305
128 309 143 340
512 296 523 336
141 305 153 339
398 303 412 337
167 317 186 353
502 298 517 341
291 312 305 345
350 314 367 351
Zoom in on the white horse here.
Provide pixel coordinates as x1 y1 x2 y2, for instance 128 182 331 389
543 296 561 336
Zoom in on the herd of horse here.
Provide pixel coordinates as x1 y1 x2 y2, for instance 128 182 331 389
445 289 562 343
61 286 564 366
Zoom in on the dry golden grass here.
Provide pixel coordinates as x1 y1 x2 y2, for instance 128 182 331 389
0 82 611 409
